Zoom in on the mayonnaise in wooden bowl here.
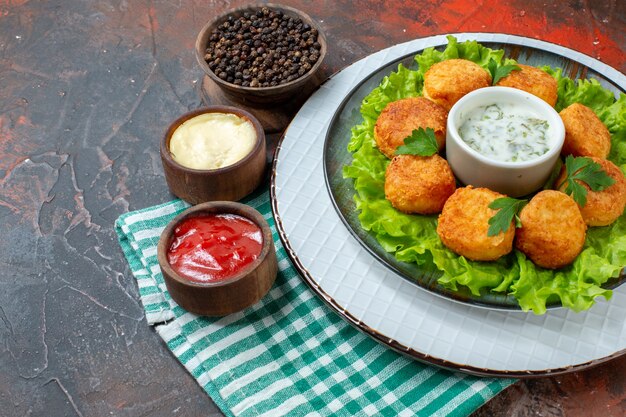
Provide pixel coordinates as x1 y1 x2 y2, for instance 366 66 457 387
446 87 565 197
161 106 266 204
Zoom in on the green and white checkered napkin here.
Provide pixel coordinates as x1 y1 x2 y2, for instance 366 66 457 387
115 189 513 417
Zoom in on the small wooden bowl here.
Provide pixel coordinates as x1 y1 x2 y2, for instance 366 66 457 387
195 3 327 104
160 106 266 204
157 202 278 316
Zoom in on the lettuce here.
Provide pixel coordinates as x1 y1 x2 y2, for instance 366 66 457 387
343 36 626 314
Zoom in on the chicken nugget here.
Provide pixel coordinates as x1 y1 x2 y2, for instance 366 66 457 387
385 154 456 214
556 157 626 226
495 64 558 107
515 190 586 269
559 103 611 159
423 59 492 111
437 186 514 261
374 97 447 159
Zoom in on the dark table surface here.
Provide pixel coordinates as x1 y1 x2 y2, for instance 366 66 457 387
1 1 624 416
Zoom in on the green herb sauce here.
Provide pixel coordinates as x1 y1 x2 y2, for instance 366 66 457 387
459 103 551 162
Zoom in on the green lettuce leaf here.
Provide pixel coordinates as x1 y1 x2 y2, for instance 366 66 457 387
415 35 506 74
343 36 626 314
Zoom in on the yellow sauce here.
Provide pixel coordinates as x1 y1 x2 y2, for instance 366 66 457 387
169 113 256 170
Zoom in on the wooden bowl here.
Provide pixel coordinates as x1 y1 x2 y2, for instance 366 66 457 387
195 3 327 104
157 201 278 316
160 106 266 204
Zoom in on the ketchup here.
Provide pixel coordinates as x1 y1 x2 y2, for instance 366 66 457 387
167 213 263 283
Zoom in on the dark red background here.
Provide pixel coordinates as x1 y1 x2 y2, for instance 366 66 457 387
0 0 624 416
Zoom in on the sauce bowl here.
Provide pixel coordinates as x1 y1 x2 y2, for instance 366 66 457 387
161 106 266 204
157 201 278 316
195 3 327 104
446 86 565 197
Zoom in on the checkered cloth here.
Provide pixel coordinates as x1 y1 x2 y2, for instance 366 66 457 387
115 189 513 417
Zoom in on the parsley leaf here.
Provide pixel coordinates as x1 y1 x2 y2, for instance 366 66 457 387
487 197 528 237
557 155 615 206
394 127 439 156
487 58 521 85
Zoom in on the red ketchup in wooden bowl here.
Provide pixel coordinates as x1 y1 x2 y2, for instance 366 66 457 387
166 214 263 283
158 201 277 316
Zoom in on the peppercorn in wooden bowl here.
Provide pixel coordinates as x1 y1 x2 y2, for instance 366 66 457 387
195 3 327 104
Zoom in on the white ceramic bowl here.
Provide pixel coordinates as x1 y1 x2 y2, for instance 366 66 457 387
446 86 565 197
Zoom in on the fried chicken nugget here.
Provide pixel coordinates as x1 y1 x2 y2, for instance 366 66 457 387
495 64 558 107
515 190 586 269
437 186 514 261
423 59 492 111
374 97 447 159
559 103 611 159
556 157 626 226
385 154 456 214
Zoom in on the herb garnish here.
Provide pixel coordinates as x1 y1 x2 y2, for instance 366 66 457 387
394 127 439 156
556 155 615 206
487 58 521 85
487 197 528 236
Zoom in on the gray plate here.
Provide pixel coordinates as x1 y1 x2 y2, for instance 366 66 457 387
323 41 625 311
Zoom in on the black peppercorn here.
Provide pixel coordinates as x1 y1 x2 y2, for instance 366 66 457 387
204 7 321 87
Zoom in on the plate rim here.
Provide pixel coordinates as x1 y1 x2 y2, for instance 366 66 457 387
270 33 626 377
